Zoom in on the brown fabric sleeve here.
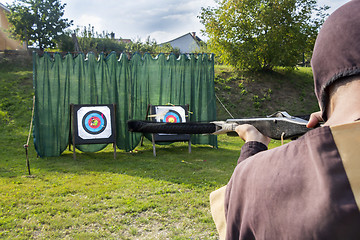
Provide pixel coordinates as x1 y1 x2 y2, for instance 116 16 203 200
238 141 267 164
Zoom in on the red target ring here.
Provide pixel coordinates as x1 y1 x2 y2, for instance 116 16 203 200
165 115 177 123
163 110 182 123
82 110 107 135
88 116 102 128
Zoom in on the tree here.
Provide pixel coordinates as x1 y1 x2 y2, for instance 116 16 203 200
7 0 73 50
57 30 75 52
199 0 329 71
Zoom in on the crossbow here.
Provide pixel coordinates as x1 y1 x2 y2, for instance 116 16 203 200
128 111 313 140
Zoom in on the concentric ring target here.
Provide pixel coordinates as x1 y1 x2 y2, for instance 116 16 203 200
82 110 107 135
75 105 113 141
163 110 182 123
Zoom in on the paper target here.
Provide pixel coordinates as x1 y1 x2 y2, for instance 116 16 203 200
150 105 191 142
82 110 107 134
76 105 113 140
154 106 186 123
163 110 182 123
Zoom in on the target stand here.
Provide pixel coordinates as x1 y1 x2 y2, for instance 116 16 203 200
70 104 117 160
147 104 191 156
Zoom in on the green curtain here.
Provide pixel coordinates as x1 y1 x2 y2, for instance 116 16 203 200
33 52 217 157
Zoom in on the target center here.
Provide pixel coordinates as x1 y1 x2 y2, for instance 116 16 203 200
82 110 107 134
167 117 175 123
88 116 101 128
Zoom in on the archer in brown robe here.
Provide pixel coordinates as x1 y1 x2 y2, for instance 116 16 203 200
225 123 360 239
210 1 360 239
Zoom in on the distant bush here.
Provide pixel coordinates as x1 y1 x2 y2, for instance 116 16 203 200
57 25 180 56
57 31 74 52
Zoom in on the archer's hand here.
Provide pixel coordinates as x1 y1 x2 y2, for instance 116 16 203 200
307 111 323 128
235 124 271 146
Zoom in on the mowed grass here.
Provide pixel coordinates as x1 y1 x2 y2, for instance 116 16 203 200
0 58 290 239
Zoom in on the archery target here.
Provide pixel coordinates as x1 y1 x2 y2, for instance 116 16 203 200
83 111 107 134
154 106 186 123
164 110 182 123
77 106 112 140
151 105 191 141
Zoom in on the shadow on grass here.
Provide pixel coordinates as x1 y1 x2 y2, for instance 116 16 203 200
24 140 240 188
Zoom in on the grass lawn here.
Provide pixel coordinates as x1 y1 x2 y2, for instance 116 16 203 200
0 58 295 239
1 135 285 240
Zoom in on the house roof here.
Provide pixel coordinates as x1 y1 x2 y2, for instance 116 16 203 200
161 32 202 45
0 3 10 12
160 32 203 53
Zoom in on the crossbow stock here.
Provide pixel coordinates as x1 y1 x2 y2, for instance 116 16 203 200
128 111 312 140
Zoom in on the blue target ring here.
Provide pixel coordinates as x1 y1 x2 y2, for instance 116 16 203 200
82 110 107 135
163 110 182 123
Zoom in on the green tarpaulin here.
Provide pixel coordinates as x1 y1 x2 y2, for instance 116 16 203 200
33 52 217 157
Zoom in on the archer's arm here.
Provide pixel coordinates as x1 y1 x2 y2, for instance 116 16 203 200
235 124 270 164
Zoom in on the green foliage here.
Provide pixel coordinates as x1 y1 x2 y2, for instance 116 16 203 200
199 0 329 71
74 25 99 53
96 38 125 53
192 40 212 54
7 0 73 50
65 25 181 56
57 30 74 52
125 36 180 56
72 24 127 53
238 81 248 95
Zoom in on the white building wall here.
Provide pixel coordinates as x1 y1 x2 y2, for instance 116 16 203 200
162 33 200 53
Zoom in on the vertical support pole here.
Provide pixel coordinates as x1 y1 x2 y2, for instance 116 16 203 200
186 104 191 154
140 104 151 146
152 134 156 157
69 104 72 151
71 104 76 160
113 143 117 159
24 147 31 175
188 138 191 154
24 95 35 176
113 103 117 159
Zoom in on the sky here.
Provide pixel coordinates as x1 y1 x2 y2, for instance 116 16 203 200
0 0 350 44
